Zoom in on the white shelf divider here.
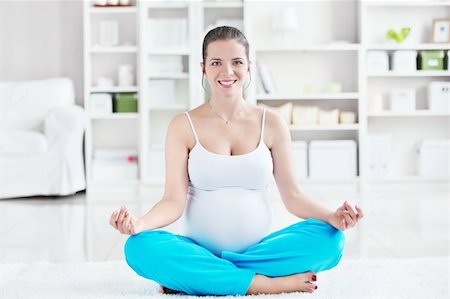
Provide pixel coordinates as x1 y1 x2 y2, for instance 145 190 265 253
289 124 360 131
257 93 359 100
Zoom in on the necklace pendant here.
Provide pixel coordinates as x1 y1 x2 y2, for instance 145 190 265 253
225 120 230 124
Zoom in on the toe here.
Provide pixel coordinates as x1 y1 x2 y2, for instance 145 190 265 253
307 282 317 292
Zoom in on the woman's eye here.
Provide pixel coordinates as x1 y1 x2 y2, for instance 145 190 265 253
211 61 220 66
234 61 243 65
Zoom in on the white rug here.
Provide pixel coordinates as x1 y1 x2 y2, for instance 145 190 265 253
0 257 448 299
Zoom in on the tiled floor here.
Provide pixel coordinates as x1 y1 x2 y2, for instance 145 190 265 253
0 183 448 263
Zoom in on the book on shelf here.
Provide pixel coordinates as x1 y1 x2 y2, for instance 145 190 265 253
256 62 276 94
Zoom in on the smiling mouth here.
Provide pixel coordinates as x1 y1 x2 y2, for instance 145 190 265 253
218 80 237 86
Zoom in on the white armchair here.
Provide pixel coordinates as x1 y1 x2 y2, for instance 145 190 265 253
0 77 87 199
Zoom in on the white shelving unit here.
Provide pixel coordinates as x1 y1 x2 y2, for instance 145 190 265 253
83 1 140 193
138 1 244 184
82 0 449 193
360 0 450 182
246 0 362 184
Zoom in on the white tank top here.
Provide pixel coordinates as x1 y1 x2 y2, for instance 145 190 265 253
183 109 273 255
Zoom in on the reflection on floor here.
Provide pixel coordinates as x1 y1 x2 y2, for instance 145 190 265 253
0 183 448 263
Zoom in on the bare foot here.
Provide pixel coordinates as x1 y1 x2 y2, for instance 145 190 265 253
159 285 186 295
247 272 317 295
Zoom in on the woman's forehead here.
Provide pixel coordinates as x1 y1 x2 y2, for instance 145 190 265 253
206 40 246 59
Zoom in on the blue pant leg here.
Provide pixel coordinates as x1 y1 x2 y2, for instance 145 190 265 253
124 230 255 296
222 218 345 277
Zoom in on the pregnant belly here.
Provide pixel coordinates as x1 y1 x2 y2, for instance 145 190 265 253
184 186 272 256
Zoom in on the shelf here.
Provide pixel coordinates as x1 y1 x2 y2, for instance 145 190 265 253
202 2 244 8
147 48 190 55
143 2 189 9
90 86 138 93
289 124 360 131
89 179 140 185
90 46 138 53
88 6 137 14
148 105 188 110
257 93 359 100
255 44 360 52
299 177 361 184
368 71 450 77
90 113 139 120
366 176 449 183
149 73 189 79
365 43 450 51
368 111 450 117
362 0 449 7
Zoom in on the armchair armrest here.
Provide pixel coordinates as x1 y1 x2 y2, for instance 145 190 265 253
44 105 87 146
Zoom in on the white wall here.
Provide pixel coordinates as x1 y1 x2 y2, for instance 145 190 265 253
0 0 84 105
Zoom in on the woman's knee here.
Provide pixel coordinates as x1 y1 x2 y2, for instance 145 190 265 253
124 230 171 268
306 219 345 256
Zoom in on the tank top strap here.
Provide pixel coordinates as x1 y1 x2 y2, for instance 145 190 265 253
260 108 267 143
184 112 199 143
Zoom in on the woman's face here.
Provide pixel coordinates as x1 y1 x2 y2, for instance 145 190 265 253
202 39 250 96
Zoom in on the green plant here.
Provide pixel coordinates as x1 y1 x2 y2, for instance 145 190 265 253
386 27 411 43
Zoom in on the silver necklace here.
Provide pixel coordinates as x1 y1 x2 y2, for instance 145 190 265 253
208 101 245 125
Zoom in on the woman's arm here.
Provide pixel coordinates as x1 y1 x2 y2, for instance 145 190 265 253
110 114 191 234
266 111 363 230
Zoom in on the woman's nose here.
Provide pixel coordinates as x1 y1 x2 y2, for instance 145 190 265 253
221 63 234 75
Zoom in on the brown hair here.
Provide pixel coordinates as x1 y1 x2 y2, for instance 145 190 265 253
202 26 249 62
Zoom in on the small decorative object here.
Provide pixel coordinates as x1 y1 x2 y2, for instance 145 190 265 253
386 27 410 43
329 82 342 93
292 106 319 125
431 19 450 43
392 50 417 72
119 0 130 5
367 51 389 73
390 88 416 112
118 64 134 86
318 109 339 125
272 8 299 47
418 50 445 70
94 0 107 6
428 81 450 112
256 62 276 94
107 0 119 5
369 93 384 112
303 85 313 94
339 111 356 124
258 102 292 125
99 20 119 47
97 77 114 87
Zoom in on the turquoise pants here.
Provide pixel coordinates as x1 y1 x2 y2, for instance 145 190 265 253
124 218 345 296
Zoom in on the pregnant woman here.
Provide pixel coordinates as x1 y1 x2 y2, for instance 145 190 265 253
110 26 363 296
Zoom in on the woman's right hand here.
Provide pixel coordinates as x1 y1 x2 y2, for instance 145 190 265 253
109 206 144 235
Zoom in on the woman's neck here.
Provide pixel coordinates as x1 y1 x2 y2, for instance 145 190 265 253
208 94 246 120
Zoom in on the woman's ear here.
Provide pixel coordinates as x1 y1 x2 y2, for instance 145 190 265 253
248 60 252 72
200 62 205 73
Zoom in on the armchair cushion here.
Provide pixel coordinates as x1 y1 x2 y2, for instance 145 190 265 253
0 131 47 155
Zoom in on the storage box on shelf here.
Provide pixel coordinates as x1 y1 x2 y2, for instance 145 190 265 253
417 139 450 178
309 140 358 179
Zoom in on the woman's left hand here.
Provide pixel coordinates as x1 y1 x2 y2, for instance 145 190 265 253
327 201 364 231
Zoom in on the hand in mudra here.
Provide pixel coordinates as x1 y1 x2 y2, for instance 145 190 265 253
109 206 144 235
328 201 363 231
